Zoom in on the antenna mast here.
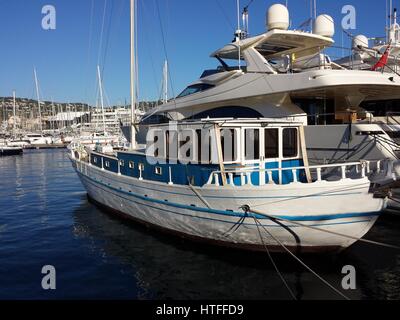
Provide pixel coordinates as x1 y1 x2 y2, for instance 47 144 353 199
12 90 16 139
163 60 168 104
33 68 43 133
97 65 107 135
130 0 137 149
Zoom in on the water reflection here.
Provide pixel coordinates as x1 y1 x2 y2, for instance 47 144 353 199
70 196 400 300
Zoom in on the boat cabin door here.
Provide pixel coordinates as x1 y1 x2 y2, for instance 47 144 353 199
243 127 281 185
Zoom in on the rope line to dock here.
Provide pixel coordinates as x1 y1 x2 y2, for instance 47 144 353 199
250 214 351 300
251 215 297 300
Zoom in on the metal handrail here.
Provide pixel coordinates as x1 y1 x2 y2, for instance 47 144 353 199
206 160 381 186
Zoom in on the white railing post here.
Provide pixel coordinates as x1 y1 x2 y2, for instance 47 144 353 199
292 169 298 183
118 161 121 175
241 173 246 186
246 172 253 186
341 166 346 180
267 171 274 185
361 164 366 178
168 167 173 185
214 173 220 187
101 157 104 170
317 167 322 181
259 169 265 186
139 166 143 180
206 173 213 185
228 173 235 187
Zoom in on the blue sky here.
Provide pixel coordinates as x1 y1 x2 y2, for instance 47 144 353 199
0 0 394 105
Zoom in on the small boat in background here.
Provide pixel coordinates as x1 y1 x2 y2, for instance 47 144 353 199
0 144 23 156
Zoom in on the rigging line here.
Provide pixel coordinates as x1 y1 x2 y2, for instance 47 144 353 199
215 0 236 31
250 213 350 300
139 0 161 99
245 207 400 250
251 215 297 300
84 0 95 106
155 0 176 100
97 0 108 66
101 0 115 76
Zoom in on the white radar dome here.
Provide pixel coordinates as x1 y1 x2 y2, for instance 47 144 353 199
313 14 335 37
352 35 369 49
267 4 289 31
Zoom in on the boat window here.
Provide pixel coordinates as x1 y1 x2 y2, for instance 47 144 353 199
187 106 262 120
93 157 98 164
196 129 210 164
177 83 215 98
140 114 170 125
119 160 125 167
245 129 260 161
129 161 134 169
283 128 298 158
265 129 279 158
221 129 237 162
155 167 162 175
105 161 110 168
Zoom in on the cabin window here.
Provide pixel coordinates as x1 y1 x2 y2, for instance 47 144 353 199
155 167 162 175
177 83 214 98
283 128 298 158
140 114 170 125
139 163 145 171
154 135 159 157
221 129 237 162
119 160 125 167
187 106 263 120
93 157 98 164
129 161 135 169
105 161 110 168
245 129 260 161
265 129 279 158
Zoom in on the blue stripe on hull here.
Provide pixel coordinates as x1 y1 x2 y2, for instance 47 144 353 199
90 165 365 200
77 169 381 222
80 174 373 228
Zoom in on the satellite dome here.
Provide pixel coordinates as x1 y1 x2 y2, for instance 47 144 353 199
352 35 369 49
267 4 289 31
313 14 335 37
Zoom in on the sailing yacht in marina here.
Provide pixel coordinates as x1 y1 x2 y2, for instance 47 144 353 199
69 2 395 252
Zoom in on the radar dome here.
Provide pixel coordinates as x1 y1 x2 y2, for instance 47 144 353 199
313 14 335 37
352 35 369 49
267 4 289 31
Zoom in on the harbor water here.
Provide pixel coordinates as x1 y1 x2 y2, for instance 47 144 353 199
1 149 400 300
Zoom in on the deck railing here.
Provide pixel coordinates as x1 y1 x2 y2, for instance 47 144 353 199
206 160 385 187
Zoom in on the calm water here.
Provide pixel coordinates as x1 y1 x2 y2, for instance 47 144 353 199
1 149 400 300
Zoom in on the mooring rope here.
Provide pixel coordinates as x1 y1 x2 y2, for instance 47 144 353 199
251 215 298 300
243 206 400 250
250 214 351 300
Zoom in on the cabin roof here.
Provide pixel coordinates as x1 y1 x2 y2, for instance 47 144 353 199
211 29 334 60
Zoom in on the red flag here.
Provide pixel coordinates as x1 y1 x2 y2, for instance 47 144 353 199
372 41 391 71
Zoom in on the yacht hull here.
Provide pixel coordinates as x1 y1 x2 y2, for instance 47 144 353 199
72 158 383 253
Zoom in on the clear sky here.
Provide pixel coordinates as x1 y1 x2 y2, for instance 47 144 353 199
0 0 394 106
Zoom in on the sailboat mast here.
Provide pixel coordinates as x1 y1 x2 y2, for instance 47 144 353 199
33 68 43 133
97 65 107 135
163 60 168 104
12 90 16 138
130 0 137 149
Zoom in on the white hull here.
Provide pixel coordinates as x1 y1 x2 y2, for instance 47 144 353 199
71 158 384 252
